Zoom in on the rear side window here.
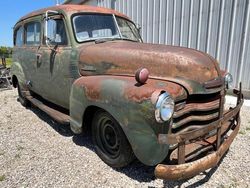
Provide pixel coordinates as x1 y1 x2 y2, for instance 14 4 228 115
14 27 24 47
25 22 41 45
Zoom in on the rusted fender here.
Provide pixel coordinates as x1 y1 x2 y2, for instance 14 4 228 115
70 75 187 166
79 41 222 94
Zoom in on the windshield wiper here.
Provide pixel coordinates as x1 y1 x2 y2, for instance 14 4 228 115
95 37 121 44
120 38 138 42
95 37 138 44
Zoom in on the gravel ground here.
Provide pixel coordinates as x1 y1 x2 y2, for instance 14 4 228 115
0 89 250 188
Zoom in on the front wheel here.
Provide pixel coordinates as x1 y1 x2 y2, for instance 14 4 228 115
92 110 135 168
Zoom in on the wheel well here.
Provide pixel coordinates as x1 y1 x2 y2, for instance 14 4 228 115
83 105 135 158
12 75 18 88
82 106 102 133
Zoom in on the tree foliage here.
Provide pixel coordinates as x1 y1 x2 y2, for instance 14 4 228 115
0 46 13 57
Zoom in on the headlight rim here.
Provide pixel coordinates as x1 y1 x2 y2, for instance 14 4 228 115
155 92 175 123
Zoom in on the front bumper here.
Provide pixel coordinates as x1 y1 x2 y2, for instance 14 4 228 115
155 86 243 180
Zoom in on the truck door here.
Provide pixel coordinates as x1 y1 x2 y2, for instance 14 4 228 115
36 16 73 109
22 21 42 93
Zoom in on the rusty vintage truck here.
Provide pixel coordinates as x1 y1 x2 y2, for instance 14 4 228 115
11 5 243 180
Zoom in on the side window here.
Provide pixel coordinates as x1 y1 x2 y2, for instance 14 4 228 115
14 27 24 47
25 22 41 45
46 19 67 45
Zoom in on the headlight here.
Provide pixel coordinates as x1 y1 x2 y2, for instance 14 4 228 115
155 92 175 123
224 73 233 89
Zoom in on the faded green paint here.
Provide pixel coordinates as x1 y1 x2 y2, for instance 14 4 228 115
11 57 26 86
11 10 81 109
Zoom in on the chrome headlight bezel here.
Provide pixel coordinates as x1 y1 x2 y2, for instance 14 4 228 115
224 73 233 89
155 92 175 123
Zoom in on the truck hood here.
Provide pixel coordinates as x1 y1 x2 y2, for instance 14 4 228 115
79 41 222 94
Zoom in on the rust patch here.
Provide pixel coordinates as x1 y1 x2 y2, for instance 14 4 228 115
74 75 187 103
79 42 220 85
119 76 186 103
74 76 102 101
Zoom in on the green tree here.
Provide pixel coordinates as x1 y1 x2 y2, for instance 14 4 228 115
0 46 13 57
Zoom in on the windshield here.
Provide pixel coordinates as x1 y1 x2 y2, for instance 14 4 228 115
72 14 141 43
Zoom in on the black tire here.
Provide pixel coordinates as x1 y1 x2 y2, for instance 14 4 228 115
17 82 30 107
92 110 135 168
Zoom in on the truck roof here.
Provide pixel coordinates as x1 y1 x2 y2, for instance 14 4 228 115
17 4 129 23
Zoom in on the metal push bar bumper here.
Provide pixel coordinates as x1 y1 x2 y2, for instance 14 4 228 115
155 85 243 180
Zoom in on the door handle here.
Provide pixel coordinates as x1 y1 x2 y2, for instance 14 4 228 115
36 53 42 65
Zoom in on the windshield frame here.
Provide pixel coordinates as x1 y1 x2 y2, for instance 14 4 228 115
71 13 142 44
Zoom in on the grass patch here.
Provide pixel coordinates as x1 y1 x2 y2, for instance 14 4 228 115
5 58 12 68
246 127 250 131
0 175 5 181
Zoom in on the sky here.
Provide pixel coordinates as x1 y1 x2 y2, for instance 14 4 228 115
0 0 62 47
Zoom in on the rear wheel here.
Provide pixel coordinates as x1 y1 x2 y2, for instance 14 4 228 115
17 81 30 107
92 110 135 168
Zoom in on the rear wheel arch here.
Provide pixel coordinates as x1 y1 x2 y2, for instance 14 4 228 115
11 75 30 107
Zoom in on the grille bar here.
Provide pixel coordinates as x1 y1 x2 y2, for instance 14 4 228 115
174 99 220 118
172 93 222 133
173 112 219 129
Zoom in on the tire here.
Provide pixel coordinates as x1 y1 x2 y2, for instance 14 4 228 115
92 110 135 168
17 82 30 107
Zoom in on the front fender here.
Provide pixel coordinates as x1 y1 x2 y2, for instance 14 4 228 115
70 75 187 166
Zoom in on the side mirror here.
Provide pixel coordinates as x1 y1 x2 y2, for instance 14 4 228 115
136 23 142 35
45 10 59 46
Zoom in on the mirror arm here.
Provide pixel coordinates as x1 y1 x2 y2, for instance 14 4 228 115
46 39 58 53
45 10 59 52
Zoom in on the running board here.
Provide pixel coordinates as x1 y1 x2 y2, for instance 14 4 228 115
26 96 70 124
